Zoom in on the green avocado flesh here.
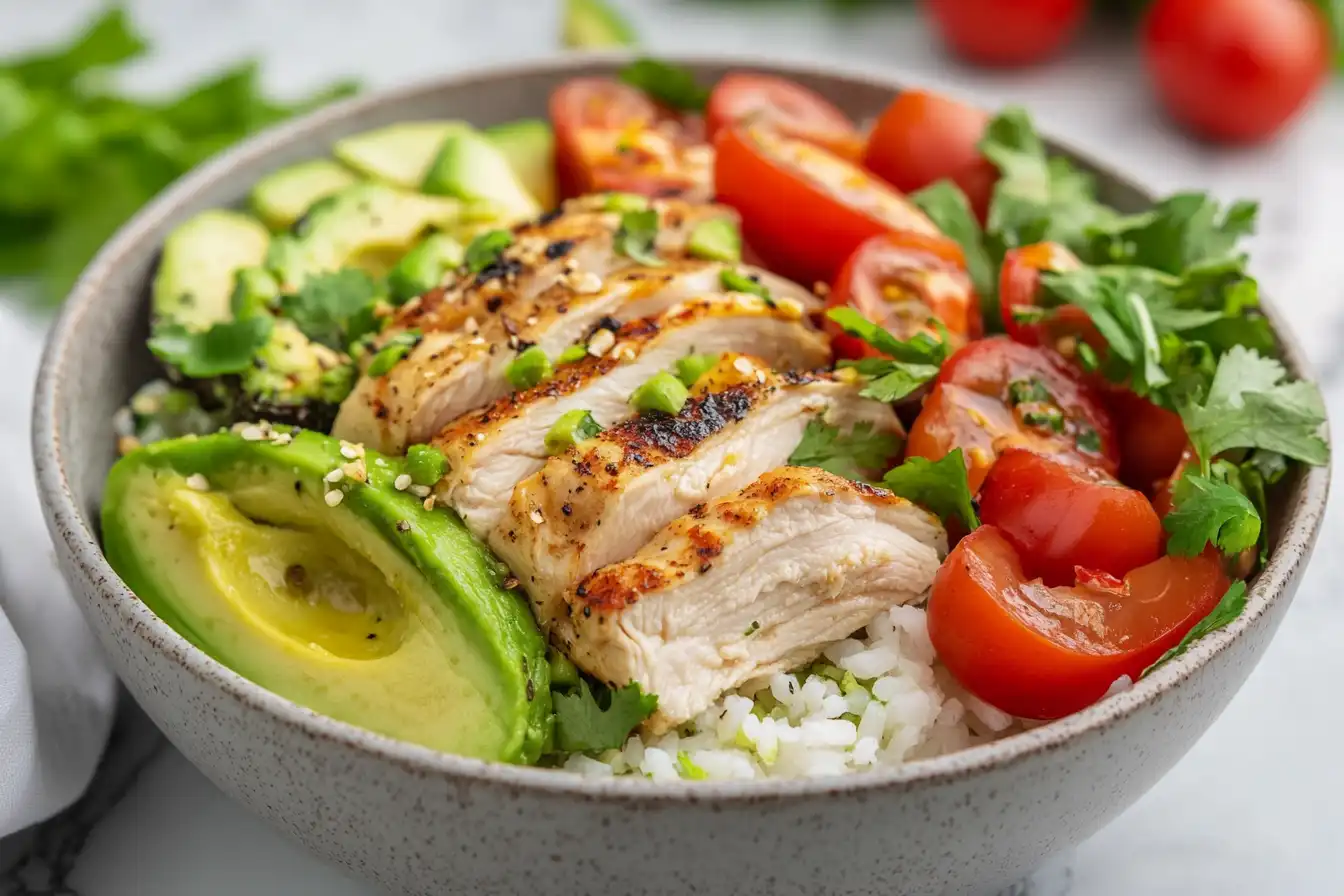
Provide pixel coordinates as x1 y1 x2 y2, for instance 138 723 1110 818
102 430 551 763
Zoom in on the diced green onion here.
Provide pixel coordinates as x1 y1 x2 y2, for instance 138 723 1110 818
675 353 721 387
366 329 422 377
630 371 689 415
556 344 589 366
544 409 604 455
506 345 554 390
720 268 772 304
464 229 513 273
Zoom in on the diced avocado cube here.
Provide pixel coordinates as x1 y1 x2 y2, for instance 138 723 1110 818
687 219 742 263
506 346 554 391
631 371 689 415
545 409 603 455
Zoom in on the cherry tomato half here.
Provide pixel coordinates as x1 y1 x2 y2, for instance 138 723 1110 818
706 73 864 160
922 0 1088 68
824 231 982 359
714 125 941 286
906 337 1118 491
998 242 1105 361
928 526 1229 719
979 448 1163 586
862 90 999 222
1108 387 1188 493
1142 0 1329 143
550 78 710 201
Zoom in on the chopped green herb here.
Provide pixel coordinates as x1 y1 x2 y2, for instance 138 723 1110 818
1084 192 1258 276
1010 305 1051 324
365 329 421 377
1021 408 1065 434
630 371 690 415
743 620 761 637
1162 470 1261 557
464 229 513 273
387 233 463 303
148 315 274 378
1076 341 1100 372
277 267 382 350
545 409 604 455
825 307 950 366
676 353 721 387
838 357 940 403
788 419 900 484
1007 378 1052 406
720 268 772 303
910 179 999 322
553 679 657 753
1142 581 1248 677
556 344 589 366
686 218 742 263
614 209 662 266
618 58 710 111
229 267 280 320
1076 425 1102 454
506 345 554 390
882 450 980 532
406 443 447 486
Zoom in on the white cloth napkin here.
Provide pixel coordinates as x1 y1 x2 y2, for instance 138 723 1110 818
0 300 117 838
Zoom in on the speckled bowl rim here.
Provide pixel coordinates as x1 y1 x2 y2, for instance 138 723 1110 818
33 52 1330 805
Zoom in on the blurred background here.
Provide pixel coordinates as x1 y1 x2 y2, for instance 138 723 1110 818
1 1 1342 894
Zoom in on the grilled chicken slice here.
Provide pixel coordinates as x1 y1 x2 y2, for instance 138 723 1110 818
557 468 947 732
432 297 832 539
332 259 816 454
498 365 903 619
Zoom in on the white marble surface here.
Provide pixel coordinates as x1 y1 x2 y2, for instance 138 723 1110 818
3 0 1344 893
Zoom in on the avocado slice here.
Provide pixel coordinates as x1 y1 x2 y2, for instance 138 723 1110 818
267 183 461 289
333 121 472 189
250 160 360 231
485 119 557 211
562 0 637 48
422 129 541 224
102 429 552 763
153 210 271 329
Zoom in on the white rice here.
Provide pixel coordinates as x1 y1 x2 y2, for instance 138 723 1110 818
561 604 1018 781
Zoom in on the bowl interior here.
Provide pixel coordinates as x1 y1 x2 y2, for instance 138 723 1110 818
34 54 1328 797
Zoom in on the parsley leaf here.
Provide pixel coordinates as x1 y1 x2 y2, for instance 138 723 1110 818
553 679 658 753
882 450 980 532
910 179 999 322
618 58 709 111
825 307 951 366
788 419 901 483
1178 346 1329 469
1141 580 1249 677
1085 192 1258 276
839 357 941 402
147 315 274 378
464 229 513 273
1162 471 1261 557
614 209 662 266
1239 451 1288 566
277 268 382 350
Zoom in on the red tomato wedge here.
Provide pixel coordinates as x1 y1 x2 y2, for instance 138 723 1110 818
714 124 941 286
978 448 1163 586
1108 388 1189 493
550 78 710 201
905 337 1118 492
928 526 1230 719
706 73 864 160
998 242 1105 360
862 90 999 222
824 232 982 359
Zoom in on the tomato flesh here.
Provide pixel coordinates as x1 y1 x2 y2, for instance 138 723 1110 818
1108 388 1189 492
998 242 1105 360
923 0 1088 67
905 337 1118 491
979 448 1163 586
714 125 940 286
862 90 998 222
706 73 864 160
928 526 1230 719
824 231 981 359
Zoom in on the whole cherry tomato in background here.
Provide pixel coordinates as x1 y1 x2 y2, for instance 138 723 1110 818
862 90 999 221
824 231 982 359
927 526 1230 719
1142 0 1330 142
706 73 865 160
922 0 1090 67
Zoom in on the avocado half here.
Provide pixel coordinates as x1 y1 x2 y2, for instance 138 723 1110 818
102 429 551 763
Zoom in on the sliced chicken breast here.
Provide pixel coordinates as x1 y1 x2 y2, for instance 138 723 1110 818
498 365 903 621
432 297 832 539
557 467 947 732
332 259 816 454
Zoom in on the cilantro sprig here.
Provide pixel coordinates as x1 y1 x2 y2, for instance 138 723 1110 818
147 315 273 378
1142 581 1249 677
618 58 709 111
826 307 950 402
1162 471 1261 557
882 450 980 532
787 419 901 484
553 679 658 753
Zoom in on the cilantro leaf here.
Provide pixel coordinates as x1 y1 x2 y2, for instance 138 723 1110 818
464 229 513 273
882 450 980 532
1239 451 1288 566
553 679 658 753
1085 192 1258 276
618 58 709 111
614 209 662 266
147 315 274 378
1179 346 1329 468
277 268 382 350
825 307 950 366
1142 581 1249 677
788 419 901 484
1162 471 1261 557
839 357 941 402
910 179 999 320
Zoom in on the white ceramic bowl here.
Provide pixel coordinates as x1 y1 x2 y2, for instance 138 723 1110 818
33 55 1329 896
